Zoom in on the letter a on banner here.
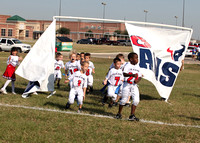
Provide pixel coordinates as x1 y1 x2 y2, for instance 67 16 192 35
16 19 56 93
125 23 192 100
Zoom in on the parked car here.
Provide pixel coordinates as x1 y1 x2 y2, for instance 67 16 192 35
185 46 196 56
117 40 131 46
97 38 119 45
77 39 92 44
0 38 31 53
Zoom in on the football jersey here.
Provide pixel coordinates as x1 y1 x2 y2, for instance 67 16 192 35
65 61 79 77
123 62 142 84
85 61 95 76
106 68 124 86
69 71 87 89
55 60 64 70
7 55 19 67
109 62 127 71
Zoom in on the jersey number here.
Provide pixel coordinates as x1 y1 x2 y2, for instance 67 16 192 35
78 80 81 86
127 72 133 84
86 69 90 76
69 68 78 75
115 77 120 86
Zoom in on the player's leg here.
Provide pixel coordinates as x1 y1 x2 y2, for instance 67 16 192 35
87 75 93 93
129 85 140 121
77 89 84 113
57 71 62 88
11 80 16 94
115 84 130 119
66 88 76 109
0 79 11 94
107 85 117 108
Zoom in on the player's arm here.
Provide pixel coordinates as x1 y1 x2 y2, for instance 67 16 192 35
134 77 142 84
83 87 86 100
123 73 137 78
92 68 95 74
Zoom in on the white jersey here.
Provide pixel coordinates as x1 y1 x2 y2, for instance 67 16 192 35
65 61 79 77
85 61 95 76
109 62 127 71
123 62 142 85
55 60 64 70
69 71 87 89
106 68 124 86
7 55 19 67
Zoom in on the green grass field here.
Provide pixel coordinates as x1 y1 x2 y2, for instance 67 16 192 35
0 49 200 142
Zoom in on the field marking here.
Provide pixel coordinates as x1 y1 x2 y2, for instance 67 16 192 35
0 103 199 129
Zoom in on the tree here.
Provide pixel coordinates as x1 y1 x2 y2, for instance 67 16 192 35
114 30 122 35
57 27 70 36
122 30 128 35
85 30 93 38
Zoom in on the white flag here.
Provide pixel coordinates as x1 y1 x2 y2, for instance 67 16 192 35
16 19 56 92
125 23 192 100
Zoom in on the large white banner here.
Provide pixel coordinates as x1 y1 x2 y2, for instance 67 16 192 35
16 20 56 92
125 23 192 100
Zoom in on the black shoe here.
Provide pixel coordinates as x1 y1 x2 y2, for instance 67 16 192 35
90 86 93 93
57 83 60 89
128 114 139 121
125 103 130 107
66 102 71 109
108 103 113 108
115 113 122 119
160 97 166 101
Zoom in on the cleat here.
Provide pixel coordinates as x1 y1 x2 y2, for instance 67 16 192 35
66 102 71 109
22 94 29 98
128 114 139 121
12 92 17 95
0 89 7 94
115 113 122 119
33 92 38 95
125 103 130 107
47 91 56 98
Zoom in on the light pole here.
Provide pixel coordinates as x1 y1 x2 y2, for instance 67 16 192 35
182 0 185 27
102 2 106 37
144 10 148 22
174 16 178 26
59 0 62 28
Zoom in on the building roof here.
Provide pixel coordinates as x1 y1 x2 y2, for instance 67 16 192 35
7 15 26 22
57 37 73 42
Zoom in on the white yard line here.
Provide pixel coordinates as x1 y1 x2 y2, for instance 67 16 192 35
0 103 199 129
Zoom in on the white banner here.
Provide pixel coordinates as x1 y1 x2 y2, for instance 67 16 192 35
125 23 192 100
16 20 56 92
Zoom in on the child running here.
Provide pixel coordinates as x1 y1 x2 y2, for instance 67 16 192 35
65 51 79 88
103 57 124 108
1 47 22 94
115 52 142 121
54 52 65 89
84 53 95 94
65 61 89 113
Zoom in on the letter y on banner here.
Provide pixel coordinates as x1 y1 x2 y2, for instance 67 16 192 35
125 23 192 100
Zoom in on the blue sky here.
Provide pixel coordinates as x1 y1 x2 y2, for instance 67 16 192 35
0 0 199 39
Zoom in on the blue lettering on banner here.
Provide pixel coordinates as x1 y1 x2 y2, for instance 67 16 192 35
139 48 179 87
173 45 185 61
139 49 153 70
160 62 179 87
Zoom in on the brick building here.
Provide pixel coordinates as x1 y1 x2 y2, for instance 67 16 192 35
0 15 127 41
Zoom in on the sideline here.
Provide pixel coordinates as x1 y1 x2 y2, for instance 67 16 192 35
0 103 199 129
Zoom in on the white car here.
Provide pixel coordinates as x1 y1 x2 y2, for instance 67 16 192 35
185 46 196 56
0 38 31 53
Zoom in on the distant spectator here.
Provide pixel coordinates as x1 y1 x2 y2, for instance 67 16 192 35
197 47 200 61
192 48 196 61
